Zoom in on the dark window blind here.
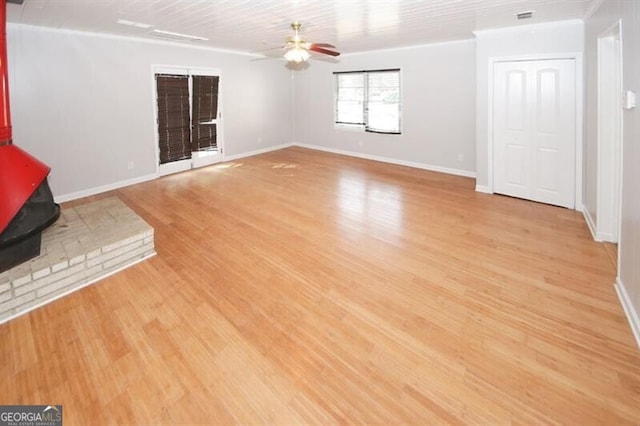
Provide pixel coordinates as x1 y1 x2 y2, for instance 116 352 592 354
156 74 191 165
191 75 220 151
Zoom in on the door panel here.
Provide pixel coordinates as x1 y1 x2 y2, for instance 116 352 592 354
537 69 559 134
191 75 219 151
506 144 526 187
156 74 192 165
506 70 526 130
493 59 575 208
190 74 221 169
536 147 558 192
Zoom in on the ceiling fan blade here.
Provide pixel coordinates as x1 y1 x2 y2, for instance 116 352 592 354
310 42 336 49
249 45 285 53
250 56 279 62
310 55 341 64
309 45 340 57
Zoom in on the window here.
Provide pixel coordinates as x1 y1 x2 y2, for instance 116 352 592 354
335 72 365 126
334 69 401 134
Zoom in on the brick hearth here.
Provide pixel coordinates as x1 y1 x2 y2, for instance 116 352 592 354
0 197 155 323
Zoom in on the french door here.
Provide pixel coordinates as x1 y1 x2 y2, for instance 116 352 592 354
154 67 223 176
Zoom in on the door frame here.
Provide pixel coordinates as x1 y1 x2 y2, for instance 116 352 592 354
151 64 224 177
486 53 583 210
596 20 623 243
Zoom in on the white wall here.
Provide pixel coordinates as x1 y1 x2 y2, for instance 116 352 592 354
7 24 293 200
293 40 476 176
474 20 584 191
585 1 640 345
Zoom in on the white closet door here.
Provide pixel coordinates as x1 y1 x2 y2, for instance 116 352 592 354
493 59 576 208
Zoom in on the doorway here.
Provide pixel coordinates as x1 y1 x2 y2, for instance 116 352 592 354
153 67 223 177
492 58 577 209
596 21 623 244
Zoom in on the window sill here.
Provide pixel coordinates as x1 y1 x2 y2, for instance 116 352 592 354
334 124 402 135
334 124 365 132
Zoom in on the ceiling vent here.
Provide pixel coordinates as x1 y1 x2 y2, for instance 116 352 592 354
152 29 207 41
516 10 534 20
146 32 195 42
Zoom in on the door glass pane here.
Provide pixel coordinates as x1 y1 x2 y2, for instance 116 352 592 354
191 75 219 152
156 74 192 164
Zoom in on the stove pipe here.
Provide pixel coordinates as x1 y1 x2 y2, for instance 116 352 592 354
0 0 60 272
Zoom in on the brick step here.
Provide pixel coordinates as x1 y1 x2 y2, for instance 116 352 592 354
0 197 155 323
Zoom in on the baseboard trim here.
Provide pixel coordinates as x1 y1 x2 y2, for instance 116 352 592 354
615 277 640 349
292 143 476 178
582 207 603 242
599 231 615 242
224 143 294 162
55 173 158 204
54 143 475 203
475 185 492 194
54 144 294 204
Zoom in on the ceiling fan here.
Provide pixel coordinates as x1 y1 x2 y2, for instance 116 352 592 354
280 22 340 63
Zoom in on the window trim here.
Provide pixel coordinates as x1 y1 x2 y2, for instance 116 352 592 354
334 68 402 135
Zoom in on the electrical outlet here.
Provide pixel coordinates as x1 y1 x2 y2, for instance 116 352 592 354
127 161 135 170
457 153 464 162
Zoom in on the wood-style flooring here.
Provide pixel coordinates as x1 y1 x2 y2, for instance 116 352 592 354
1 147 639 424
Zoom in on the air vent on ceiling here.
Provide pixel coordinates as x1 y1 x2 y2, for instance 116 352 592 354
150 29 207 41
117 19 154 29
516 10 534 20
146 32 196 42
145 32 208 44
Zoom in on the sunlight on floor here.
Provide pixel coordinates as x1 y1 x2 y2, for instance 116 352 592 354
271 163 298 169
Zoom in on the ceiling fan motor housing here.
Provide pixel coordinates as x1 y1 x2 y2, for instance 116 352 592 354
283 21 340 62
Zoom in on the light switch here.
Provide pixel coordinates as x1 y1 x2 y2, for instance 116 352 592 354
624 90 636 110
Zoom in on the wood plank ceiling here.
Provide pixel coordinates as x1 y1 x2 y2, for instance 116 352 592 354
8 0 595 54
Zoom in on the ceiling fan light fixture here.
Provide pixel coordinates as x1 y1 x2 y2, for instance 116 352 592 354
284 47 310 63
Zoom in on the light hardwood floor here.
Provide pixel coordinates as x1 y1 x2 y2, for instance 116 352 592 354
1 147 639 424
